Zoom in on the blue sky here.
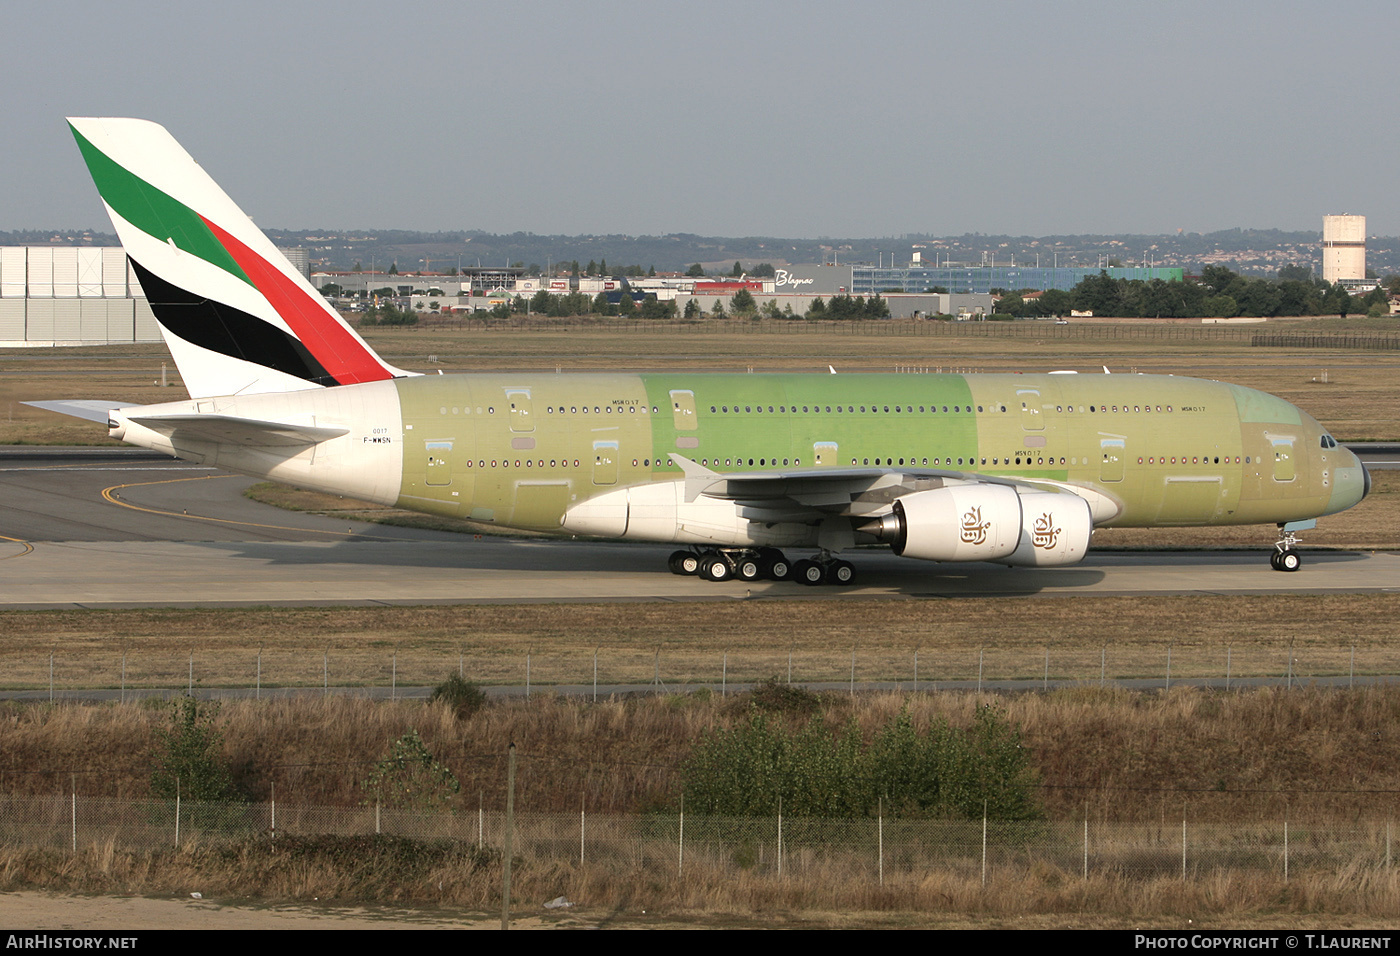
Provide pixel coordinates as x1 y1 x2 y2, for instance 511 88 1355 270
6 0 1397 237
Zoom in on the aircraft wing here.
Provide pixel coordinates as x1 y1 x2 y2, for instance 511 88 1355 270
125 413 348 447
24 400 123 424
27 400 348 448
666 452 1114 522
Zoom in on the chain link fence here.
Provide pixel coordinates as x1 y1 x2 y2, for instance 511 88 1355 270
2 793 1392 883
16 640 1400 701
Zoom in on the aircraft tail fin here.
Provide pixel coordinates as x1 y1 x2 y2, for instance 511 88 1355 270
67 117 410 399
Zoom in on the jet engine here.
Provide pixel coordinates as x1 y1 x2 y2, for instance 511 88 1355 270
863 483 1092 567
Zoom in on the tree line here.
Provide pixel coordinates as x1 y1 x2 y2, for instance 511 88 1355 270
993 265 1393 319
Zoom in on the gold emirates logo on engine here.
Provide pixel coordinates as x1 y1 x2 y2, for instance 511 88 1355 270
959 506 990 545
1032 512 1061 550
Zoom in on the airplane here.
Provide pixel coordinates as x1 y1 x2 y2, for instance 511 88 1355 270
31 117 1371 586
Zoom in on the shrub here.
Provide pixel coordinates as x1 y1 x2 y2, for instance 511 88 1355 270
149 696 238 802
431 674 487 718
749 675 820 716
360 729 460 811
682 702 1041 820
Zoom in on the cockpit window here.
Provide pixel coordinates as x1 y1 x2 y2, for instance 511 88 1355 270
1321 435 1338 449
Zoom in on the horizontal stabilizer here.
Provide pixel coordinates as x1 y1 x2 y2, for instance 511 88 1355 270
24 400 123 424
127 413 349 447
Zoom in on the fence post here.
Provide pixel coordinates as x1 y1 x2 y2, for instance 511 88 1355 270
70 780 76 853
1083 815 1088 880
121 651 126 704
256 646 261 701
978 648 984 694
1226 646 1231 691
777 797 783 877
593 647 598 703
722 651 727 698
1284 820 1289 882
1181 817 1186 881
981 802 988 887
878 798 884 887
502 743 516 931
850 648 855 696
580 801 585 867
1166 643 1172 691
678 797 684 877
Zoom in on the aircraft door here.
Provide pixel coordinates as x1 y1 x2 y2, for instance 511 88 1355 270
1099 438 1124 483
814 441 837 466
670 390 697 431
1272 437 1296 482
505 389 534 433
425 440 453 486
592 440 619 485
1018 389 1044 431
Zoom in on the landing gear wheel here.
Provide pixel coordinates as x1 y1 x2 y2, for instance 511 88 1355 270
670 551 700 575
826 559 856 586
736 556 764 582
1277 548 1301 572
1269 551 1282 571
793 559 825 586
758 548 790 581
700 552 732 582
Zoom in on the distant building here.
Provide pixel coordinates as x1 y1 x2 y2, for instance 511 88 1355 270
1322 214 1366 287
0 246 158 345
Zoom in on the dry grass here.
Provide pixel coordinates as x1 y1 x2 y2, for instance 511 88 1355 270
7 837 1400 926
4 593 1400 691
5 686 1400 822
8 684 1400 922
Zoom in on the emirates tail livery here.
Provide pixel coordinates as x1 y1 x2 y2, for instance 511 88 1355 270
33 118 1370 585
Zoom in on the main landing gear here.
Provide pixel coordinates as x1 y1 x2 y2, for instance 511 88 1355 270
1269 525 1302 572
667 548 857 586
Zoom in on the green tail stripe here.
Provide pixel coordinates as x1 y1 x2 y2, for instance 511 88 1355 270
69 123 251 287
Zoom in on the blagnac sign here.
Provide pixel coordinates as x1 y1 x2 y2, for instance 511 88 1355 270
772 269 814 290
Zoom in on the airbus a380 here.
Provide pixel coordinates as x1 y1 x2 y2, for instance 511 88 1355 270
33 118 1371 586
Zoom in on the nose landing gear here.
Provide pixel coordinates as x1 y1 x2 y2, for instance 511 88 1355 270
1270 524 1303 572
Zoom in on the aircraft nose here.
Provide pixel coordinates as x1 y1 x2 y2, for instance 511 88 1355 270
1324 446 1369 515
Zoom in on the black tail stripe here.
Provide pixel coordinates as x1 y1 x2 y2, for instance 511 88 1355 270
130 258 344 387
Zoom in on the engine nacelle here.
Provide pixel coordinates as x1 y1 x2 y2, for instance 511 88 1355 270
883 483 1023 562
862 483 1094 567
561 481 814 547
1001 490 1093 567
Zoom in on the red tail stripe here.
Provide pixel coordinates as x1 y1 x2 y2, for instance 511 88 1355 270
200 216 393 386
